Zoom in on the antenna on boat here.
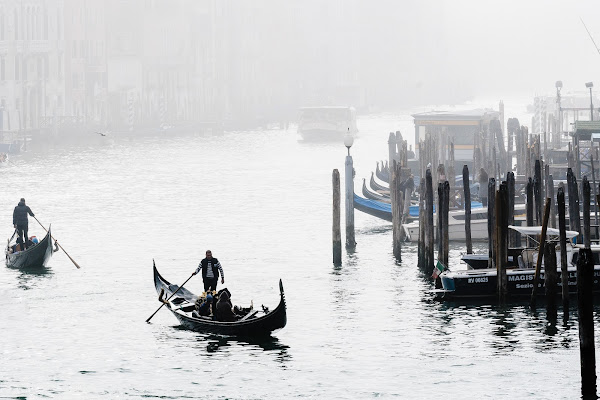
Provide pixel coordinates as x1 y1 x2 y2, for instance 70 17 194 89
580 17 600 56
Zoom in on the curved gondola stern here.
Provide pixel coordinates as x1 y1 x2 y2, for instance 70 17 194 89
153 261 171 294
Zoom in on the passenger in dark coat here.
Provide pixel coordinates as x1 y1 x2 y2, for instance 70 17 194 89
214 290 236 322
13 198 34 249
477 169 489 206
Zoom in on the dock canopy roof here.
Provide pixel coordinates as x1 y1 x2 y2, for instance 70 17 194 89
508 225 579 239
412 108 499 123
573 121 600 140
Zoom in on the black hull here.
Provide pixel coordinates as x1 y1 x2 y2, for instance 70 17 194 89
369 173 389 193
153 264 287 337
376 163 390 183
362 178 390 203
5 228 53 269
437 265 600 300
353 193 392 222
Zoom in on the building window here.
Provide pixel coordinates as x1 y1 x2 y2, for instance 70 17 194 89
0 58 4 81
0 14 4 40
14 57 19 80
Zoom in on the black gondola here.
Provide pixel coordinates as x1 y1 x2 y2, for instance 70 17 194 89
153 264 287 336
5 227 54 269
376 162 390 183
369 172 389 193
362 178 390 203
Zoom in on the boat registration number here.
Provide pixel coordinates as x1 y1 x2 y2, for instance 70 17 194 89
467 277 488 283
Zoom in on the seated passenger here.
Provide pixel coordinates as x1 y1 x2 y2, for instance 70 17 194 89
30 236 38 245
214 290 236 322
195 293 213 317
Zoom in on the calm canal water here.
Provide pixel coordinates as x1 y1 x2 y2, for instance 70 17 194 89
0 112 597 399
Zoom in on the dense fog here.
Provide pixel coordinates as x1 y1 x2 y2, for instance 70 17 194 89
0 0 599 131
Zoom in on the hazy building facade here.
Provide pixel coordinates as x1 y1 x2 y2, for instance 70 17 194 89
0 0 64 132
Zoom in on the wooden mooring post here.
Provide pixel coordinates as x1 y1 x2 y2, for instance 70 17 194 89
507 172 516 247
544 241 558 323
576 248 597 398
463 165 472 254
487 177 496 269
437 182 443 263
534 160 542 224
496 182 508 303
332 169 342 265
547 173 556 229
530 197 551 310
442 181 449 268
583 176 591 248
391 160 402 261
418 178 425 270
526 178 534 247
567 168 581 244
557 187 569 322
425 169 434 275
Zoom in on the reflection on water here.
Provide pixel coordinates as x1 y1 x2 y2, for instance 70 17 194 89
7 265 54 290
204 334 290 360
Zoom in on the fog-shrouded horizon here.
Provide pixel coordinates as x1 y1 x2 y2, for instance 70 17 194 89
1 0 599 133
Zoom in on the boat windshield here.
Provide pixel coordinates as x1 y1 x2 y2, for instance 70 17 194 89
508 225 579 240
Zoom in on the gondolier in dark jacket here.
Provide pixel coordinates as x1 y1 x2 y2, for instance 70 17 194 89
193 250 224 291
13 198 35 250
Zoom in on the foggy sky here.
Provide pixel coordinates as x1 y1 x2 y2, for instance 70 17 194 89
3 0 600 132
437 0 600 98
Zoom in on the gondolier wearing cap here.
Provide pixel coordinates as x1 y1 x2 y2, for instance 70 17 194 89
193 250 224 291
13 198 34 250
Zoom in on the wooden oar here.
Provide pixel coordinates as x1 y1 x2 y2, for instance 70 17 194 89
33 216 80 269
146 261 195 323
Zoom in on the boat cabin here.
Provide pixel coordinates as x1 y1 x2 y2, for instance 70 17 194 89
412 109 500 162
298 106 358 141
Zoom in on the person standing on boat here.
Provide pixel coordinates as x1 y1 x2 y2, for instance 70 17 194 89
477 168 489 206
13 198 34 250
193 250 224 291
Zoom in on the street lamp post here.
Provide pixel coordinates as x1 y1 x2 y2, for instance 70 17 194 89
586 82 594 121
344 133 356 247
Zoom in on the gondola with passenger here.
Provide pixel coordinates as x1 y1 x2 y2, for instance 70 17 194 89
152 263 287 336
5 227 56 269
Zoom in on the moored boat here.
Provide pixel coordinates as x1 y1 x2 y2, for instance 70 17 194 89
362 178 390 203
375 162 390 183
5 227 55 269
402 203 520 242
460 226 580 269
369 172 389 193
297 106 358 141
152 264 287 336
434 226 596 300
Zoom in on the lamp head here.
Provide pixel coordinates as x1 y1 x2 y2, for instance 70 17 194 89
344 133 354 155
586 82 594 88
555 80 562 89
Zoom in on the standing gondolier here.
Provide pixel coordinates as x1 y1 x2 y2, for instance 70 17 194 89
193 250 224 291
13 198 34 250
